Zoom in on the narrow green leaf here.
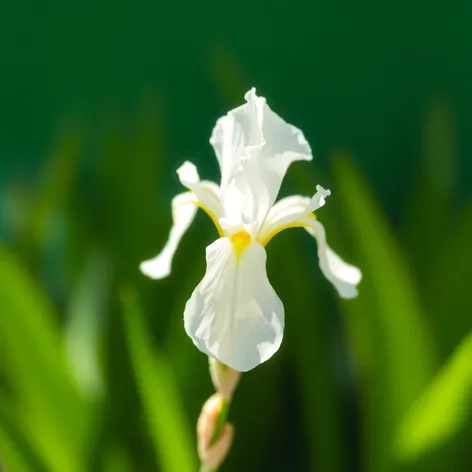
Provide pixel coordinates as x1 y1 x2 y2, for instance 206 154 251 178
402 99 456 284
395 331 472 461
0 395 48 472
66 248 111 399
0 244 88 472
332 154 436 472
120 286 197 472
269 229 346 472
19 121 81 262
102 442 133 472
427 200 472 357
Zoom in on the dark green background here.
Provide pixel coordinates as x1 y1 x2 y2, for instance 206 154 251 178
0 1 471 472
2 1 471 205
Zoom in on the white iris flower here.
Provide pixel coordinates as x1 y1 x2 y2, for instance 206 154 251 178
141 88 361 372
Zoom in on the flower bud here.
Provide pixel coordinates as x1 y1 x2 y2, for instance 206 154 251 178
197 394 234 471
209 358 241 401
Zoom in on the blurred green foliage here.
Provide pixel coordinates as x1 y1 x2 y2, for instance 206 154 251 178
1 1 472 471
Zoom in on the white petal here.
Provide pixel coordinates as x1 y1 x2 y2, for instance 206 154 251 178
176 161 223 219
257 186 330 244
305 219 362 299
210 88 313 226
306 185 331 213
184 238 284 372
140 192 198 279
257 195 310 243
177 161 200 187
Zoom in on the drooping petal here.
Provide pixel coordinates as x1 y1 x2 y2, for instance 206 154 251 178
184 238 284 372
177 161 223 220
140 192 198 279
210 88 313 226
256 186 331 245
305 219 362 299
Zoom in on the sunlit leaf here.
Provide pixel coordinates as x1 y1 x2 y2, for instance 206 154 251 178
66 248 112 399
0 244 89 472
0 395 48 472
121 286 197 472
395 331 472 461
333 153 436 472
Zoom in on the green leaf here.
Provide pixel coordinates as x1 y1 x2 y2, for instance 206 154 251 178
120 286 197 472
19 121 82 263
332 153 436 472
427 200 472 357
66 248 112 398
402 99 456 283
0 244 89 472
102 442 133 472
268 228 346 472
395 331 472 461
0 395 48 472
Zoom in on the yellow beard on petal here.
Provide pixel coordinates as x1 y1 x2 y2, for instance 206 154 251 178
259 213 317 247
230 231 252 258
194 200 224 237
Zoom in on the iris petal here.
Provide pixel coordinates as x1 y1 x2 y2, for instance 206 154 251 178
184 238 284 372
210 88 313 227
305 219 361 299
140 192 198 279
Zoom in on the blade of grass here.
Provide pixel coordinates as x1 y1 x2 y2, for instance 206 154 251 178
332 153 436 472
401 100 458 364
394 331 472 461
120 286 197 472
269 228 347 472
427 200 472 357
18 121 81 267
0 244 89 472
66 248 111 399
402 99 456 278
0 395 48 472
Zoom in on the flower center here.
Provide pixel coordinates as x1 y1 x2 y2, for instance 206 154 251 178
230 231 252 257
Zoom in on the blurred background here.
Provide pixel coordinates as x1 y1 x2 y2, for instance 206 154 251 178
0 1 471 471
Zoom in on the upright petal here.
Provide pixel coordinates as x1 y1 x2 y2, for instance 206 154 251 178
305 219 362 299
140 192 198 279
184 238 284 372
210 88 313 226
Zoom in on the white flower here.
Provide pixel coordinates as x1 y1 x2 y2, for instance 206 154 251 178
140 88 361 372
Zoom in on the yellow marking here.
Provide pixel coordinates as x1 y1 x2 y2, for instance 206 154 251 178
194 201 224 237
230 231 252 257
260 213 316 247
